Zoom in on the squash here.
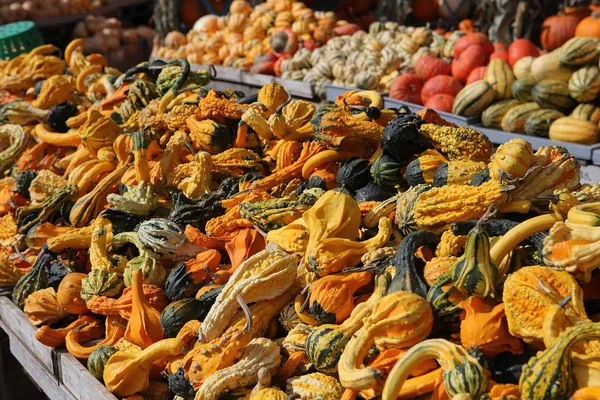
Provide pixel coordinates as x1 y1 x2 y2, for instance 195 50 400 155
451 44 487 84
403 149 448 186
482 100 520 129
541 9 580 51
549 116 599 145
490 138 534 179
500 102 541 133
103 338 186 397
24 288 69 327
160 298 208 338
511 77 536 103
124 270 164 349
525 109 565 137
370 153 404 191
572 103 600 124
452 80 495 117
80 270 123 301
432 161 486 187
56 272 89 315
531 51 573 82
336 157 372 193
569 66 600 103
532 80 577 113
415 56 451 82
309 272 372 324
484 58 515 100
164 249 221 301
424 94 454 112
389 74 423 104
421 75 463 104
508 38 540 67
88 345 118 382
560 36 598 68
466 66 486 85
12 245 53 309
513 56 534 79
65 314 126 360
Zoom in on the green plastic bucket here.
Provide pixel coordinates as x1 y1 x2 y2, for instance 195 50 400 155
0 21 44 60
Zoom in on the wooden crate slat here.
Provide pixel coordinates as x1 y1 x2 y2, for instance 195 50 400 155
56 350 118 400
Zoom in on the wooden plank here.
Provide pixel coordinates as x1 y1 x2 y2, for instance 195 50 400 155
0 297 54 372
9 337 75 400
56 350 117 400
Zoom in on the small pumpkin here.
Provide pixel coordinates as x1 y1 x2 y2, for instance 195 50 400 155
421 75 463 104
57 272 89 315
389 74 423 104
541 8 580 51
415 56 451 82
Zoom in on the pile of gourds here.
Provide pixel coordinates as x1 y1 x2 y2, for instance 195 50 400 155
154 0 341 73
5 40 600 400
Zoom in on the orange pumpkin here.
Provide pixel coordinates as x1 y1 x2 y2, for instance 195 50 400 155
541 8 579 51
458 19 476 33
576 12 600 38
57 273 89 315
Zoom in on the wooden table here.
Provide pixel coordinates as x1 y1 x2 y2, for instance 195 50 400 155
0 296 116 400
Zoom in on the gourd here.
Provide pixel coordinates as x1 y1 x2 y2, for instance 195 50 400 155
65 314 126 359
452 80 495 117
513 56 534 79
80 270 123 301
308 272 372 324
79 109 120 155
572 103 600 124
164 249 221 301
395 184 431 236
381 339 488 400
531 51 573 83
24 288 69 327
286 373 344 399
137 218 202 261
420 124 492 162
503 266 587 347
199 245 299 342
490 138 534 180
532 80 577 113
160 297 209 338
484 58 515 100
569 66 600 103
381 110 427 162
550 117 599 145
403 149 447 186
520 322 600 400
195 338 281 400
124 270 164 349
482 99 520 129
305 273 390 374
338 291 434 390
35 315 98 348
335 157 372 193
103 338 186 397
459 296 523 359
56 272 88 314
370 153 404 191
501 102 540 133
432 160 486 187
87 345 118 382
525 109 565 138
559 37 598 69
13 245 53 309
511 77 535 102
388 230 439 297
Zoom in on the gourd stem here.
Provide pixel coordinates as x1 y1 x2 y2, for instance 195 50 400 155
490 213 561 265
236 295 253 333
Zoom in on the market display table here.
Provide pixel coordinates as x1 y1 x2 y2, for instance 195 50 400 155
0 296 116 400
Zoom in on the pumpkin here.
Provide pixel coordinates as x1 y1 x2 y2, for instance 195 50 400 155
576 12 600 38
389 74 423 104
508 38 540 67
489 50 509 63
466 66 486 85
421 75 463 104
425 94 454 112
541 8 580 51
452 33 494 59
57 272 89 315
451 44 487 84
415 56 451 82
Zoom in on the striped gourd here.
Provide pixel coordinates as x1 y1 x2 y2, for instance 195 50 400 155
500 102 540 133
549 117 600 145
568 66 600 103
513 56 534 80
511 77 535 103
559 37 598 69
524 109 564 138
532 79 577 113
484 58 515 100
452 80 495 117
571 103 600 124
531 51 573 82
481 100 520 129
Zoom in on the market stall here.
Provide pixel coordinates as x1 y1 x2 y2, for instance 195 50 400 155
4 1 600 400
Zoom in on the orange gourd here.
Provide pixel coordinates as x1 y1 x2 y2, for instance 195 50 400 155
576 12 600 38
65 315 127 359
124 270 164 348
57 272 89 314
